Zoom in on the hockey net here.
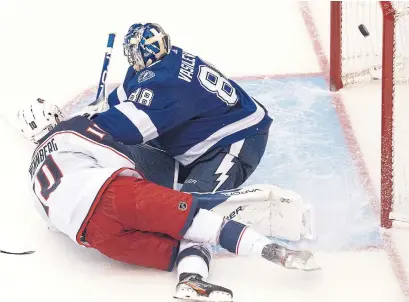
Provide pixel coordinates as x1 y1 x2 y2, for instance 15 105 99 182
330 1 409 228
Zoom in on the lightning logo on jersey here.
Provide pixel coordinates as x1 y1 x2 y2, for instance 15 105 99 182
212 140 245 192
213 154 236 192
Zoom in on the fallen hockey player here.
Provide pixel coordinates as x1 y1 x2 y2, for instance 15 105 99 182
18 99 319 302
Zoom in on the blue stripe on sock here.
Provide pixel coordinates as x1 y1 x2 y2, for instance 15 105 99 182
176 245 212 269
219 220 247 254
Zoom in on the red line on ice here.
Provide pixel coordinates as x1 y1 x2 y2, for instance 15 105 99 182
298 1 409 299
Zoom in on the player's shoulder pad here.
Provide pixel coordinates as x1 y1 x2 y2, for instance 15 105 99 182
34 116 90 148
40 116 96 140
123 48 183 106
126 67 161 95
37 115 135 162
55 115 92 131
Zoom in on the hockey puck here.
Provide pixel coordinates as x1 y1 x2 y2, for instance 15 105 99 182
358 24 370 37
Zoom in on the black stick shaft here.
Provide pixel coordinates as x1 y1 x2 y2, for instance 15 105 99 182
0 250 35 255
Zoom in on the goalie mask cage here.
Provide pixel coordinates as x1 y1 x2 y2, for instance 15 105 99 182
330 1 409 228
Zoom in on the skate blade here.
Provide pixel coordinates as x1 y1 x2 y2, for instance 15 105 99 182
174 288 233 302
289 256 321 271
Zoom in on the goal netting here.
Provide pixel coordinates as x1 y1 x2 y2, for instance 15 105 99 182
330 1 409 228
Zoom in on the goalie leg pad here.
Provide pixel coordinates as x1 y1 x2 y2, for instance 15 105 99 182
210 184 314 241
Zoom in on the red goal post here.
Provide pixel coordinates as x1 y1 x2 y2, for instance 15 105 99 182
329 1 409 228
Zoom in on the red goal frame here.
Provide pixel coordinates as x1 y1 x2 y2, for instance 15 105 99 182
329 1 396 228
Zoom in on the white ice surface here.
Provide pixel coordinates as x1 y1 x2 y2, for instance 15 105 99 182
0 1 407 302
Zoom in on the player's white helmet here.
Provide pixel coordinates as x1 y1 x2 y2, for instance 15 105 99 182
17 98 64 144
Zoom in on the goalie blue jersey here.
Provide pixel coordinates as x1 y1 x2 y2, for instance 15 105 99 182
93 46 272 166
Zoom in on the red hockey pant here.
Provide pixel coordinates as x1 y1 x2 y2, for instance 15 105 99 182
84 176 196 271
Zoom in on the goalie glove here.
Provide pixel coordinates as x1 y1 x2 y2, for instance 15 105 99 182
80 98 109 119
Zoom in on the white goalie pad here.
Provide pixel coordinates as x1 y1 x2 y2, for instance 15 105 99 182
211 185 314 241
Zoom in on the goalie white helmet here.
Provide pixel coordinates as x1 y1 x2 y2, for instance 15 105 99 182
17 98 64 144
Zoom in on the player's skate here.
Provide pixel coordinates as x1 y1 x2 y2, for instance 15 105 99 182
261 243 321 271
174 273 233 302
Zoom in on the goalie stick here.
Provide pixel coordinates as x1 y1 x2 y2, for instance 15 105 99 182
89 33 116 106
0 249 35 255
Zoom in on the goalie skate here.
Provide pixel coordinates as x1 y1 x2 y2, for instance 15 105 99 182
261 243 321 271
174 273 233 302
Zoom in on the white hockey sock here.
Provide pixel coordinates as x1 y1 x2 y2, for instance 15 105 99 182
183 209 224 245
183 209 270 257
176 240 212 281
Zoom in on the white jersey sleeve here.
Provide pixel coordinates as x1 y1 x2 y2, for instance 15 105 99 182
28 116 142 245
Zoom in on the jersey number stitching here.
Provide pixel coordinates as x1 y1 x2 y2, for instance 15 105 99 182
36 155 63 201
33 125 106 216
129 88 154 106
197 65 238 106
